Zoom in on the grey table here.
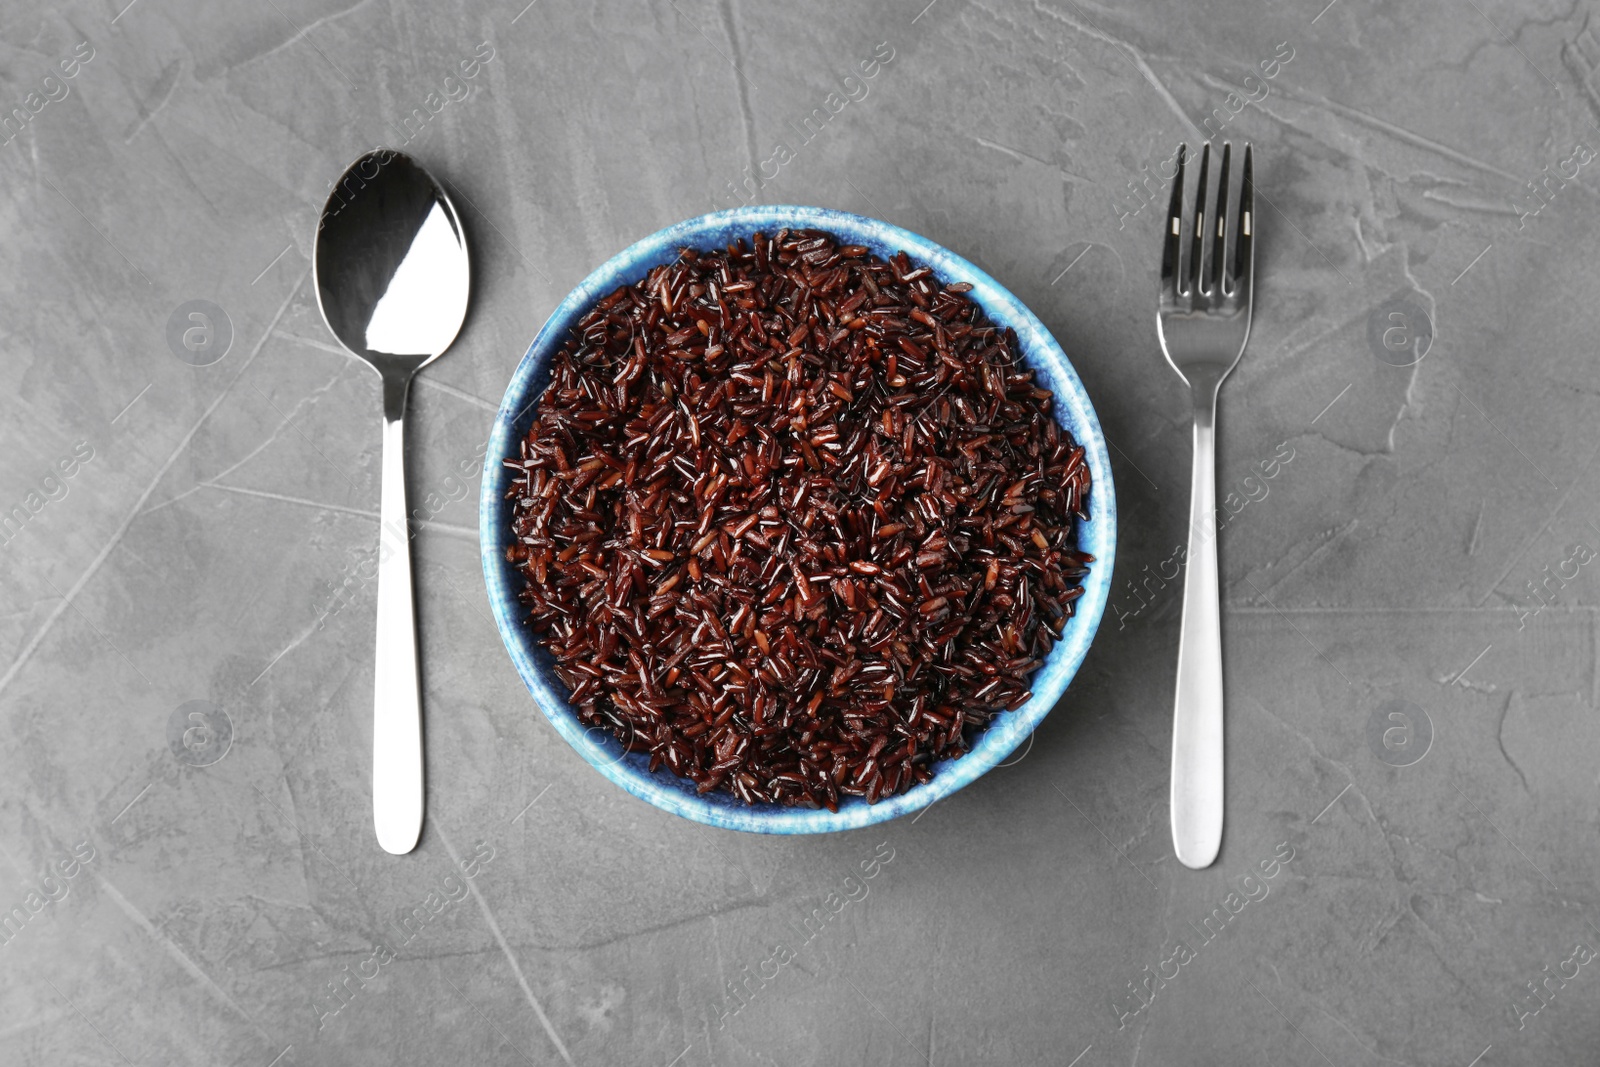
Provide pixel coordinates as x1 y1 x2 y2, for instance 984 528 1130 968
4 0 1598 1064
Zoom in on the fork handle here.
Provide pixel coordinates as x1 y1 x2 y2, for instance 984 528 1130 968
1171 385 1224 869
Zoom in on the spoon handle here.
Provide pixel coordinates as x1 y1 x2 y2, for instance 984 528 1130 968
373 373 424 854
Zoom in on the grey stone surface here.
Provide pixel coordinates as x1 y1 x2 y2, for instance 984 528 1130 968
2 0 1599 1063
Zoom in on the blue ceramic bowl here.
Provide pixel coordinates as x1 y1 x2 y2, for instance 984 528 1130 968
481 205 1116 833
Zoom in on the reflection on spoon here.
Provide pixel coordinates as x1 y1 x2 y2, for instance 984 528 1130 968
365 202 471 355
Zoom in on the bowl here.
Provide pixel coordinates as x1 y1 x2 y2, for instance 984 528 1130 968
480 205 1116 833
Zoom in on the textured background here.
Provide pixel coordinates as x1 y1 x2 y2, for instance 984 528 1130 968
3 0 1599 1064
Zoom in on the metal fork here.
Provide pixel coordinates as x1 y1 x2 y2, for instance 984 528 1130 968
1157 142 1255 870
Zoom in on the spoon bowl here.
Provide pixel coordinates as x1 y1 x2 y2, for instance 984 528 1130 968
316 150 469 372
314 149 471 854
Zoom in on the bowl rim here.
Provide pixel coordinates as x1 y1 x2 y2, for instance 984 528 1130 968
479 204 1116 833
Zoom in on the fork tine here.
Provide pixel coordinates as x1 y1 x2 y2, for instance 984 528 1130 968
1210 143 1231 296
1233 144 1254 296
1161 144 1186 297
1188 142 1211 296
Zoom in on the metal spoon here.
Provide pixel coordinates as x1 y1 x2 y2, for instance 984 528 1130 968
314 150 470 854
